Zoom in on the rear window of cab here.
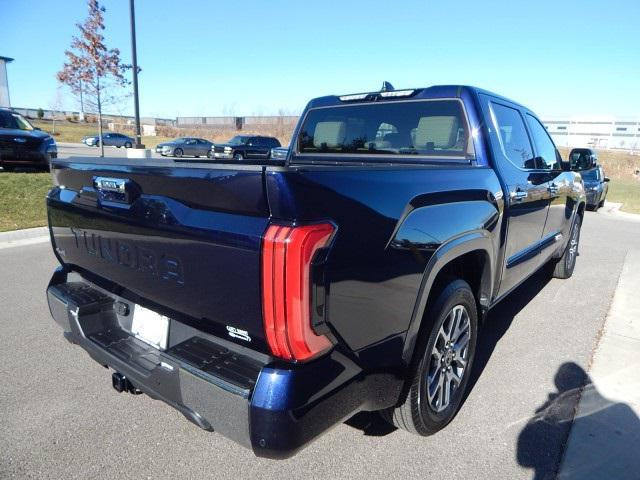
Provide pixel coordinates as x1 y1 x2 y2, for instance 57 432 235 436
296 99 474 160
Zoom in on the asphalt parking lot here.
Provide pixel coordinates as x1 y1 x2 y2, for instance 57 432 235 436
1 154 639 478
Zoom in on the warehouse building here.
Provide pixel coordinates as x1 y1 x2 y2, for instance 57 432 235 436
543 116 640 151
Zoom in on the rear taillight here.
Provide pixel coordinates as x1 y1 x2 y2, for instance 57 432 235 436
262 223 334 361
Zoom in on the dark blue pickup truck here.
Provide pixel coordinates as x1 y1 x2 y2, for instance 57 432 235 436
45 85 585 458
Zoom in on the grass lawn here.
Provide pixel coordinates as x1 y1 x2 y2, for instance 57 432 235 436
607 178 640 214
0 173 53 231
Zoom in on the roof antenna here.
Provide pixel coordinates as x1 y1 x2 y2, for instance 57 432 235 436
381 81 395 92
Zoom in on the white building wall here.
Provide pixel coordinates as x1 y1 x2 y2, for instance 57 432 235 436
543 116 640 151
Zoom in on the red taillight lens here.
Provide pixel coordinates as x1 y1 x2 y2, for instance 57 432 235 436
262 223 334 361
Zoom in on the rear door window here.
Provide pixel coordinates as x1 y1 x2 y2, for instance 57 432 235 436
489 103 537 170
525 114 561 170
296 100 473 159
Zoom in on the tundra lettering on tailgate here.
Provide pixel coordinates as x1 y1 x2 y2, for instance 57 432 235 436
68 227 184 285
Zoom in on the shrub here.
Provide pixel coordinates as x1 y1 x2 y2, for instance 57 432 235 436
37 108 45 119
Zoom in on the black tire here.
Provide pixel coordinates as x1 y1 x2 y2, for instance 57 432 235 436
124 142 132 149
206 151 212 158
233 152 244 161
382 279 478 435
195 155 200 158
174 148 183 158
546 214 582 279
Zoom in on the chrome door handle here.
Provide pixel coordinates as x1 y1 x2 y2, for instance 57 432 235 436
510 190 528 202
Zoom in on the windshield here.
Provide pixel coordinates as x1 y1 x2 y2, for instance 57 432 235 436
0 111 35 131
296 99 473 159
227 136 249 145
581 168 600 181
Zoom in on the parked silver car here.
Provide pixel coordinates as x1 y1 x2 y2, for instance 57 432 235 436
157 137 213 158
82 133 134 148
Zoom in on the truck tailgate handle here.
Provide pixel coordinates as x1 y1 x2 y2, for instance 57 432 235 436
93 176 140 204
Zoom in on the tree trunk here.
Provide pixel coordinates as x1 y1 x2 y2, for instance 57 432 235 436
97 75 104 158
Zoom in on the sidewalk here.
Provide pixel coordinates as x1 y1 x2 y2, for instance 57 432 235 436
0 227 49 249
558 250 640 479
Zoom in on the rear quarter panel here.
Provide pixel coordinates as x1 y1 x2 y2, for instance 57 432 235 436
266 165 504 370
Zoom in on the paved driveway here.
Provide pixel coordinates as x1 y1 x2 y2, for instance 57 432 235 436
1 212 639 479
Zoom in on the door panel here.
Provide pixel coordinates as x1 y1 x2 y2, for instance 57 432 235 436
523 114 572 255
479 97 549 296
542 171 572 239
501 173 549 293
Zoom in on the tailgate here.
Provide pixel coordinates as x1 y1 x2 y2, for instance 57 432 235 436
47 160 271 352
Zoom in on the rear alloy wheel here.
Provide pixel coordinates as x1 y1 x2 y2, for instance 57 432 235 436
233 152 244 161
174 148 183 158
382 279 478 435
206 151 212 158
124 142 132 148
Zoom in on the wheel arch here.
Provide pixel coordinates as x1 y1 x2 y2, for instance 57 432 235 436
401 232 495 367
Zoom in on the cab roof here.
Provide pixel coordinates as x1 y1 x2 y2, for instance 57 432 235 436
307 85 527 111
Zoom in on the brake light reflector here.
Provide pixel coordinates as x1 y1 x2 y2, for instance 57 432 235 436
262 223 334 361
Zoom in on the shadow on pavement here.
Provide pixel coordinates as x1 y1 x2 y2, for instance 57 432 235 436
463 269 551 406
517 362 640 480
344 411 397 436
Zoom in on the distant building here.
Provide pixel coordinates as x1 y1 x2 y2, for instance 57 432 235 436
0 55 13 108
543 116 640 152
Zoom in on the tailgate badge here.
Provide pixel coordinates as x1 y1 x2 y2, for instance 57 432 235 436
226 326 251 342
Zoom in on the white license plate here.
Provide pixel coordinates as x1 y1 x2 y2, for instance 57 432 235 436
131 305 169 350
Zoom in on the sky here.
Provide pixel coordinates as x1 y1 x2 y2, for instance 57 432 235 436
1 0 639 119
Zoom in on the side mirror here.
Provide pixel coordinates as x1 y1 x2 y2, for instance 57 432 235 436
604 177 610 183
34 127 42 131
561 161 571 172
568 148 596 171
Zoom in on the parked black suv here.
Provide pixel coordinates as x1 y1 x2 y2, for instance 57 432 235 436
0 108 57 171
568 148 609 210
212 135 281 160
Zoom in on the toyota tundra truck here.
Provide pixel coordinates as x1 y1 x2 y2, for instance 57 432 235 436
45 85 585 458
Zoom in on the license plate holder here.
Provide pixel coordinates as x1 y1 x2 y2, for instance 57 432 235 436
131 305 169 350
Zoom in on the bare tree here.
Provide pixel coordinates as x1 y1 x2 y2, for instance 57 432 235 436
57 0 130 156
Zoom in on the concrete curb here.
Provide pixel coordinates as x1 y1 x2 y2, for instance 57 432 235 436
558 250 640 479
598 202 640 222
0 227 50 249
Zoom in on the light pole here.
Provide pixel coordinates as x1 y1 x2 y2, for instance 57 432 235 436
129 0 143 148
